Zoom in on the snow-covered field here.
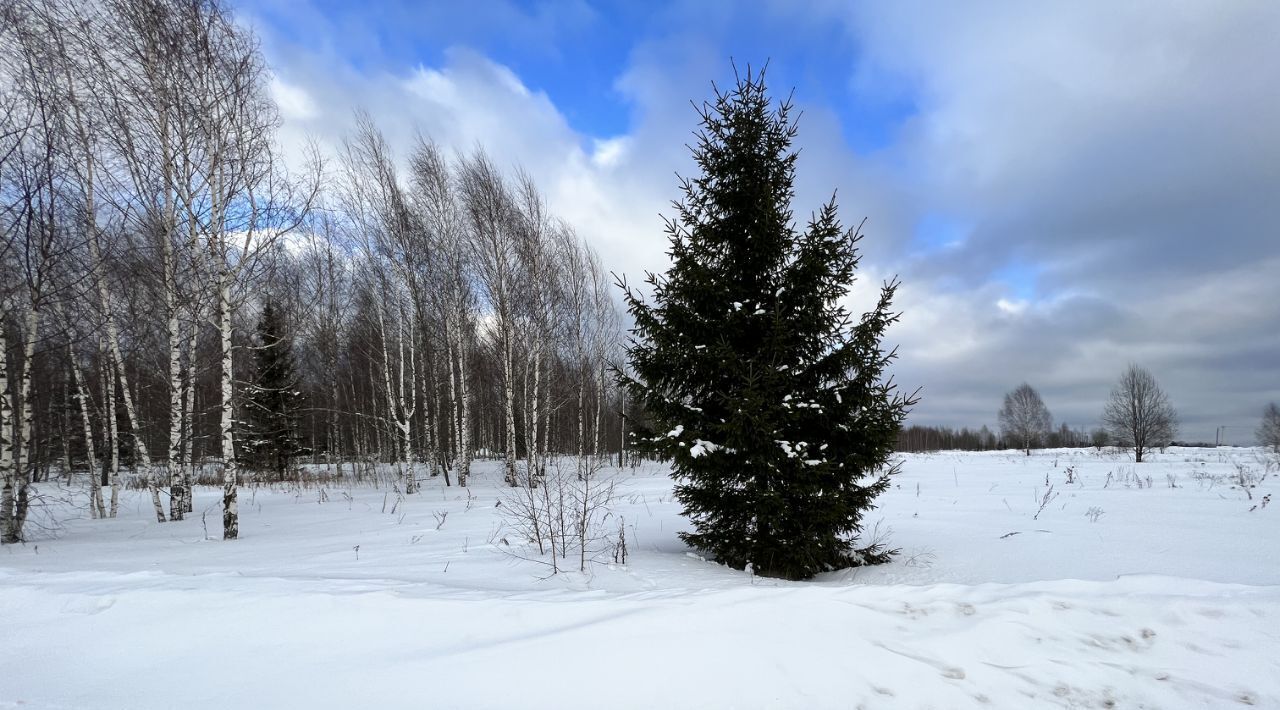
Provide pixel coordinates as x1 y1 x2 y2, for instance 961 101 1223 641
3 447 1278 709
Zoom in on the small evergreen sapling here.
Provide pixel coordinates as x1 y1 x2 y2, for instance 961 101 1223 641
244 301 304 479
618 67 916 580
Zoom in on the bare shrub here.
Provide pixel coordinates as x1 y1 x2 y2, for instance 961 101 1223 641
499 456 619 574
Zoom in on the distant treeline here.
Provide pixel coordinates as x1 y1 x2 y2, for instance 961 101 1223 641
897 423 1101 453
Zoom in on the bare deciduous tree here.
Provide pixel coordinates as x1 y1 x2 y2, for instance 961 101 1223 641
1258 403 1280 453
408 138 475 486
1 2 81 541
1101 364 1177 463
997 383 1052 455
459 152 522 486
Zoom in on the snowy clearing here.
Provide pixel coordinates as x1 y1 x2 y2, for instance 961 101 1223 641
3 447 1278 709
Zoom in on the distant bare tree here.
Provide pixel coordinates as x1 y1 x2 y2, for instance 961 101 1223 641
1258 403 1280 453
1089 427 1110 450
1101 364 1177 463
997 383 1052 455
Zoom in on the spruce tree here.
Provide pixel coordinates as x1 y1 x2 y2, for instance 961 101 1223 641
619 68 916 580
245 301 303 479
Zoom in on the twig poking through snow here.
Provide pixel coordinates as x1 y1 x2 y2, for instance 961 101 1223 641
1033 485 1059 521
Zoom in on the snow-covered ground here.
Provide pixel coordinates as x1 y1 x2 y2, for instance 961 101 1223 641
3 447 1278 709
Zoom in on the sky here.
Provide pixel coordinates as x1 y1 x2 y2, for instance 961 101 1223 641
237 0 1280 444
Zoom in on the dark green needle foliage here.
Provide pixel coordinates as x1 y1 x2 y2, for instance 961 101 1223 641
244 300 304 480
618 66 917 580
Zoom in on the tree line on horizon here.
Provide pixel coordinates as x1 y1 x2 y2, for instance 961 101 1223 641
900 368 1280 458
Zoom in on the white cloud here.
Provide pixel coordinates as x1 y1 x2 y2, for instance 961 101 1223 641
269 76 317 121
995 299 1027 316
589 137 629 169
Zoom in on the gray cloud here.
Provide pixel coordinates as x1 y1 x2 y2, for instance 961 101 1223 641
812 1 1280 441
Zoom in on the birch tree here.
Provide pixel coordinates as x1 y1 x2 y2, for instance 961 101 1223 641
408 138 475 485
0 0 29 542
341 117 424 493
997 383 1052 456
511 170 557 485
56 299 105 517
178 0 316 538
1 2 68 542
459 153 521 486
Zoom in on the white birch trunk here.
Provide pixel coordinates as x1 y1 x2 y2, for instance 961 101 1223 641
376 298 418 493
395 311 407 491
401 312 417 493
521 354 532 483
0 328 15 542
218 273 238 539
11 307 40 539
101 282 164 522
377 302 403 491
457 332 472 487
329 349 342 480
426 349 448 486
66 96 106 519
165 238 185 520
444 334 460 482
123 359 164 523
102 340 120 518
182 319 198 514
594 360 606 460
531 346 544 484
67 331 103 518
529 347 545 483
502 326 517 486
576 364 587 479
